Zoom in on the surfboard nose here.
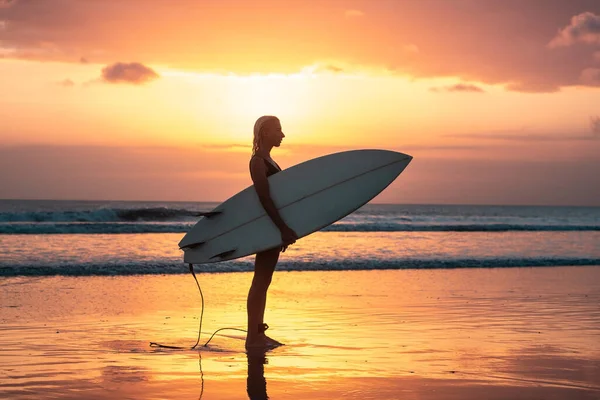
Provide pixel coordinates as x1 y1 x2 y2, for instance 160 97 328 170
372 149 413 166
394 150 412 160
394 151 413 165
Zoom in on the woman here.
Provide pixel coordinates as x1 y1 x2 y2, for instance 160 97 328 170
246 115 298 349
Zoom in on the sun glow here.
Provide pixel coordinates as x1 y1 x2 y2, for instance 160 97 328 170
3 58 600 151
222 74 315 121
156 67 381 144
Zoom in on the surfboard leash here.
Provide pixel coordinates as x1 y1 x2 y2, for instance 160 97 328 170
149 263 247 350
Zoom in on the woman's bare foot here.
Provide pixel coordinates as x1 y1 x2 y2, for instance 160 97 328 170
264 334 283 347
245 333 283 350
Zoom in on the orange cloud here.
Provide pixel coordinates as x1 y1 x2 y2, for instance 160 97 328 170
2 1 600 92
429 83 485 93
58 78 74 87
101 62 159 85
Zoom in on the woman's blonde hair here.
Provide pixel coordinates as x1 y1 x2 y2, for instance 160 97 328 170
252 115 279 156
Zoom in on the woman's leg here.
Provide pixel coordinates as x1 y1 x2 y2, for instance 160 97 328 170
246 247 280 347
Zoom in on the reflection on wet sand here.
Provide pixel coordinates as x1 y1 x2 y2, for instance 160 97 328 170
195 347 269 400
246 349 269 400
1 268 600 399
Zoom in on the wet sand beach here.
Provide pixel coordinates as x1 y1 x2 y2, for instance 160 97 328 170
1 267 599 399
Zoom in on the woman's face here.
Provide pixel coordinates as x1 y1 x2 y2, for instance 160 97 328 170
262 119 285 147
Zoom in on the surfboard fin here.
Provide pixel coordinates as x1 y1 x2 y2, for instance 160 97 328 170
209 249 236 260
194 211 222 218
180 241 205 251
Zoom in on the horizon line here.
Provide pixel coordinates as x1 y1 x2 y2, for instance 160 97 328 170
0 198 598 208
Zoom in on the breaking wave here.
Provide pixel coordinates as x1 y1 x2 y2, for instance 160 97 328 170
1 257 599 276
0 207 198 223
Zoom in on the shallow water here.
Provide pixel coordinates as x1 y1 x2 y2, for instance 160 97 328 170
1 231 600 276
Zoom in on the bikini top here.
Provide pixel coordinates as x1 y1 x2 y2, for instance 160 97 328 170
250 155 282 178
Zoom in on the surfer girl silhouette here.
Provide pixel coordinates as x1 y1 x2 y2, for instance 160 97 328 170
246 115 298 349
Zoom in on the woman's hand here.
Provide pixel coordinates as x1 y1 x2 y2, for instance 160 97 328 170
280 225 298 252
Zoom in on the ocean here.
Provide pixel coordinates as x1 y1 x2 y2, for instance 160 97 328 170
1 200 599 276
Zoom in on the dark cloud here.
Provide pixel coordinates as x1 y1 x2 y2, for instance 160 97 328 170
378 1 600 92
101 62 159 85
580 67 600 85
503 81 562 93
0 0 79 46
0 0 17 8
79 56 88 64
430 83 485 93
58 78 74 87
445 131 598 142
591 116 600 135
548 12 600 47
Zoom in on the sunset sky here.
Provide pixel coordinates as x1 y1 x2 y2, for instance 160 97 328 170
1 0 599 205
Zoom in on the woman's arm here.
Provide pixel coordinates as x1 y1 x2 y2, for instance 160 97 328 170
250 157 289 231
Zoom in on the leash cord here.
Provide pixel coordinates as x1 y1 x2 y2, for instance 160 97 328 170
149 264 247 349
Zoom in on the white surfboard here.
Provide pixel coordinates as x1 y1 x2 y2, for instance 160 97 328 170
179 149 412 264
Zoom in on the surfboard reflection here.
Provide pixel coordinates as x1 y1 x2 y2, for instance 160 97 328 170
246 348 269 400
